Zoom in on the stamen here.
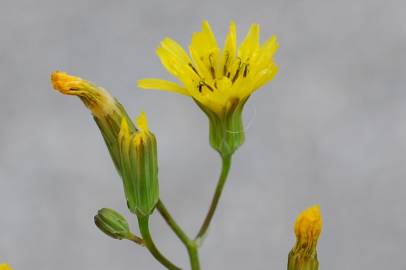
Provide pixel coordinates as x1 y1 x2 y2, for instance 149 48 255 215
209 53 216 79
243 64 249 77
202 81 214 92
231 59 242 83
223 53 230 75
197 81 214 93
188 63 200 76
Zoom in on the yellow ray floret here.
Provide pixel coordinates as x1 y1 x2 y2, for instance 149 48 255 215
136 112 149 132
134 112 150 146
0 264 13 270
138 20 279 115
294 205 322 247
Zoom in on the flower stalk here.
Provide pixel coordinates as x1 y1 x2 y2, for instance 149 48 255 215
195 154 232 243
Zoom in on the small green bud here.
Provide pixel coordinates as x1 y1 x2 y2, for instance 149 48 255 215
196 98 246 158
118 113 159 217
94 208 131 240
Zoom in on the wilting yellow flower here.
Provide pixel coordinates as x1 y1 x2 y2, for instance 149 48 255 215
288 205 322 270
138 21 279 156
51 71 136 174
0 263 13 270
51 71 119 119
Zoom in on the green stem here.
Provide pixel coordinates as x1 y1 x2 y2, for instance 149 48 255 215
137 216 182 270
195 154 232 242
187 244 200 270
157 200 190 246
157 200 201 270
128 233 145 246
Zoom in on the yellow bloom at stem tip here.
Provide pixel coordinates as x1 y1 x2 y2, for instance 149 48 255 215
0 263 13 270
288 205 322 270
138 20 279 116
138 21 279 156
294 205 322 250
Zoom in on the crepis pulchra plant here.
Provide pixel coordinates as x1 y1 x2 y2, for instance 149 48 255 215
51 20 322 270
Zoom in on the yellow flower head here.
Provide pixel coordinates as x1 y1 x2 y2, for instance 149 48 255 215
294 205 322 254
51 71 118 119
138 20 279 116
0 263 13 270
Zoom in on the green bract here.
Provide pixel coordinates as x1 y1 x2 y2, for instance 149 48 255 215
118 114 159 217
196 98 247 157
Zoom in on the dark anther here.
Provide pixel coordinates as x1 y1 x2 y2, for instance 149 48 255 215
188 63 200 76
243 64 249 77
231 58 242 83
209 54 216 79
197 81 214 92
223 53 230 75
203 81 214 92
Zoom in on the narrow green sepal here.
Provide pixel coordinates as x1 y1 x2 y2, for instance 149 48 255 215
196 97 247 157
94 208 131 240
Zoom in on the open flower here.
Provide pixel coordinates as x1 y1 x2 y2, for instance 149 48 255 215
288 205 323 270
138 21 279 157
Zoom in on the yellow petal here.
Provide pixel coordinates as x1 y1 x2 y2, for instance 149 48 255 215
136 112 149 131
222 21 237 75
261 35 279 57
119 117 130 138
238 24 260 61
138 78 190 96
160 37 191 65
189 20 220 79
252 65 279 91
201 20 218 49
156 46 182 77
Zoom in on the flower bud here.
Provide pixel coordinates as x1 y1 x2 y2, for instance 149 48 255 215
288 205 322 270
94 208 131 240
118 113 159 217
196 97 246 158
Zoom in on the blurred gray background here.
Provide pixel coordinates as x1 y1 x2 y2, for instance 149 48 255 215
1 0 405 269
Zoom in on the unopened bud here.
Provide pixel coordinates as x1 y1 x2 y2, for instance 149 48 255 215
118 113 159 217
288 205 322 270
94 208 131 240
